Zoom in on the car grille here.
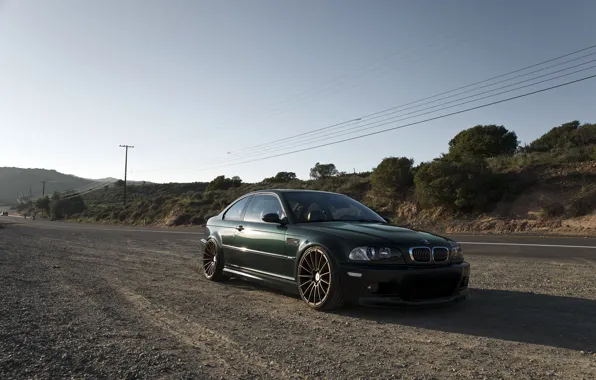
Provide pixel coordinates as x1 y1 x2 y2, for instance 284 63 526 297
409 246 450 263
433 247 449 262
401 273 462 300
411 247 431 262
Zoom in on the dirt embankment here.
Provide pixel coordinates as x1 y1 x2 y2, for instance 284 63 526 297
390 162 596 236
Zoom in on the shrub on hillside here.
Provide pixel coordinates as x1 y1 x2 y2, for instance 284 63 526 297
539 201 565 218
263 171 297 183
566 189 596 217
414 157 503 212
449 125 518 159
526 120 596 152
370 157 414 196
309 162 339 180
35 196 51 216
205 175 242 192
49 193 86 220
335 175 371 200
16 201 33 213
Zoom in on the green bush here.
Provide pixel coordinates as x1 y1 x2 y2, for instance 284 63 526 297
309 162 339 180
263 171 297 183
449 125 518 159
205 175 242 192
539 201 565 218
566 190 596 217
526 121 596 152
335 176 371 199
370 157 414 196
414 157 503 212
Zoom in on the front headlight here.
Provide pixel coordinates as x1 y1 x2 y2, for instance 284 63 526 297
348 246 404 262
448 240 464 263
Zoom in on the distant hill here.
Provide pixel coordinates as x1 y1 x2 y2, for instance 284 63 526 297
0 167 95 204
93 177 150 186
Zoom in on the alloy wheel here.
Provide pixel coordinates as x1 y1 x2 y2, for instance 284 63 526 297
203 240 218 278
298 247 331 306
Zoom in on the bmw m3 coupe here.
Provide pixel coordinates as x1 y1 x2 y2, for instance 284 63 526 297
199 189 470 311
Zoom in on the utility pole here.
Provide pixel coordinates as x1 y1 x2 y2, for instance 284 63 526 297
40 180 46 196
119 144 134 206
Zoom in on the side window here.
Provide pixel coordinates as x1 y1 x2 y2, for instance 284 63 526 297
223 196 251 221
243 194 285 223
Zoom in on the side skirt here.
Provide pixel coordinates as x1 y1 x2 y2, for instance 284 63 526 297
223 265 299 296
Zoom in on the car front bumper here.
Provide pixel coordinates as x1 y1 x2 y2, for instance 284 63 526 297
339 262 470 307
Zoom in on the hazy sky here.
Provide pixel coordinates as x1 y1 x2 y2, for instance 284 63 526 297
1 0 595 183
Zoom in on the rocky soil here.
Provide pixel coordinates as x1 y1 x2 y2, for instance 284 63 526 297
1 223 595 379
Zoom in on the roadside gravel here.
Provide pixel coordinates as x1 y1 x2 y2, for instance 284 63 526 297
1 224 595 379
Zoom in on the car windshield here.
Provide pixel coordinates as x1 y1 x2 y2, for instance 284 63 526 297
283 191 386 223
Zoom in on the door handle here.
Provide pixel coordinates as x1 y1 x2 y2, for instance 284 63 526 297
235 225 244 231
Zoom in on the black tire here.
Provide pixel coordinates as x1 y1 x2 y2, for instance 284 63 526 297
297 246 345 311
202 239 225 281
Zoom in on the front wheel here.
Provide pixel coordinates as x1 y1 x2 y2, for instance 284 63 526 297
202 239 225 281
297 246 345 311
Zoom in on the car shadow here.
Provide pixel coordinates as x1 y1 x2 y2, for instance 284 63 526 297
216 277 595 352
336 288 596 352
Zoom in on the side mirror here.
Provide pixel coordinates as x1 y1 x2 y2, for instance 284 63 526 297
262 213 284 224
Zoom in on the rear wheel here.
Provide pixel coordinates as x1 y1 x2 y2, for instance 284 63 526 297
202 239 225 281
297 246 344 311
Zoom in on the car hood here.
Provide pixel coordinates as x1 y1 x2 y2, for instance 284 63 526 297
298 222 450 247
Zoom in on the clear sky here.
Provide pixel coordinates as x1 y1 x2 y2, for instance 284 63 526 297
1 0 595 184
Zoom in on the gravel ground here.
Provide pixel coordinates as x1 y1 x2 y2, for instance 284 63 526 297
1 224 595 379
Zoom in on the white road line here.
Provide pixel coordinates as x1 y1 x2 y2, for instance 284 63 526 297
459 241 596 249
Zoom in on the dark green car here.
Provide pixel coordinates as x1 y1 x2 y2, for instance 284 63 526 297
199 189 470 311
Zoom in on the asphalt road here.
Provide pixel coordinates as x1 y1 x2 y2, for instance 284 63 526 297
1 216 595 379
3 216 596 263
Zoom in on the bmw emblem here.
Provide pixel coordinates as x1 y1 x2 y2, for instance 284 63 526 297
422 239 431 245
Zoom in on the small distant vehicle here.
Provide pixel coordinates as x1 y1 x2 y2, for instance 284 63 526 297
1 211 8 216
199 189 470 311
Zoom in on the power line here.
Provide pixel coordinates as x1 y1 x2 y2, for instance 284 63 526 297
132 43 596 175
257 34 471 123
60 180 119 200
174 73 596 172
240 26 472 125
29 179 111 202
230 61 596 159
194 56 596 165
168 60 596 171
204 43 596 160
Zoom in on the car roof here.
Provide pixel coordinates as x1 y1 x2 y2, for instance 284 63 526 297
244 189 340 196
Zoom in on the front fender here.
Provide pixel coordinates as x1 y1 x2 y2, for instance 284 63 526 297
294 235 351 278
199 226 222 254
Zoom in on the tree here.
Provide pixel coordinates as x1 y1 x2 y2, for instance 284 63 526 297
263 171 297 183
370 157 414 195
414 157 503 212
35 196 51 216
205 175 242 192
49 193 85 220
448 125 519 159
309 162 339 180
526 120 596 152
230 176 242 187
